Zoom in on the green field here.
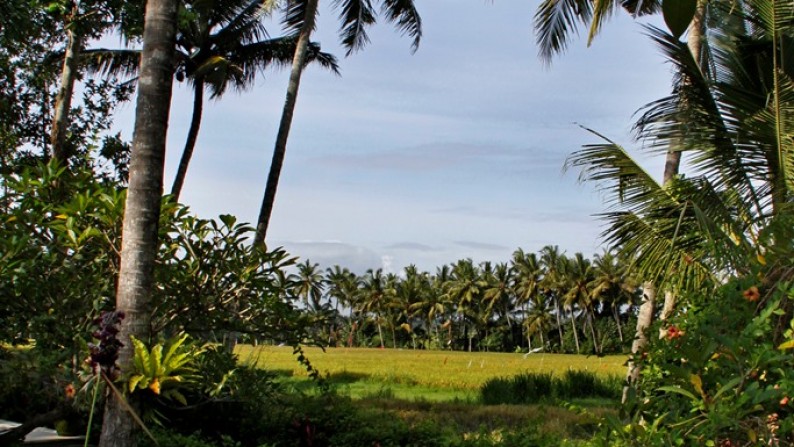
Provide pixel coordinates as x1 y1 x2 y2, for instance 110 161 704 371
238 346 626 401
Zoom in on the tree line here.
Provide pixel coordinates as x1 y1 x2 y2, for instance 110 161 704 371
285 247 640 355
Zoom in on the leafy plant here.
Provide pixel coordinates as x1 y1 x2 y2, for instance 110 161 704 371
127 334 205 406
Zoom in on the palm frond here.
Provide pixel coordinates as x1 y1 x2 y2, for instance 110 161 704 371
79 48 141 79
587 0 620 46
565 129 667 210
334 0 377 55
380 0 422 53
534 0 593 63
282 0 310 36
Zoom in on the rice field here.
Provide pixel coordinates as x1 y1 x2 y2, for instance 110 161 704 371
237 346 627 391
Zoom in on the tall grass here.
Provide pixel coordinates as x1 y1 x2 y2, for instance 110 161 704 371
480 370 621 404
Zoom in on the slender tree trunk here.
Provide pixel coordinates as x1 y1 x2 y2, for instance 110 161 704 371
96 0 178 445
50 6 82 165
253 0 319 246
170 79 204 200
612 305 624 343
376 319 384 348
569 310 580 354
588 310 600 354
622 281 656 404
554 296 564 350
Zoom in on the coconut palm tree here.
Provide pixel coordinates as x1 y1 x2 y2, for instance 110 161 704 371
97 0 179 444
325 265 361 346
447 259 487 352
482 262 514 351
82 0 339 201
539 245 566 351
524 293 555 351
253 0 422 244
512 249 544 345
589 250 638 343
561 253 597 353
359 268 388 348
566 0 794 396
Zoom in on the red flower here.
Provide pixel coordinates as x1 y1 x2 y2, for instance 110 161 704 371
665 326 685 340
780 396 789 407
64 384 76 399
743 286 760 302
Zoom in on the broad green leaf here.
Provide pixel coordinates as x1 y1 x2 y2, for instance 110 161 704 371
662 0 696 39
658 385 699 401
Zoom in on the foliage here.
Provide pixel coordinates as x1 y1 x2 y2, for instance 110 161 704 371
591 275 794 446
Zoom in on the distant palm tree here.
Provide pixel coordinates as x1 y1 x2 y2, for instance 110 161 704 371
539 245 566 351
590 250 638 343
359 268 388 348
447 259 487 352
562 253 596 353
325 265 361 347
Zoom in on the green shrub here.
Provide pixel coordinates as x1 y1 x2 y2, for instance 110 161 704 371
480 371 618 405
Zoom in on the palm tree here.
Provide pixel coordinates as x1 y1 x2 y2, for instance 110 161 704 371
359 268 388 348
482 262 513 351
253 0 422 244
447 259 487 352
561 253 597 354
539 245 566 351
566 0 794 396
97 0 180 444
590 250 638 344
81 0 339 201
293 259 325 309
167 0 339 200
512 249 544 347
524 293 555 351
325 265 361 347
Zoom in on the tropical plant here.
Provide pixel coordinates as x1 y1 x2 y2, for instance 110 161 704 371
127 334 204 410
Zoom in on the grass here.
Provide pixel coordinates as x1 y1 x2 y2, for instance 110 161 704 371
237 345 626 401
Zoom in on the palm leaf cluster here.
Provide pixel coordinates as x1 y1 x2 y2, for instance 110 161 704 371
566 0 794 295
280 247 641 354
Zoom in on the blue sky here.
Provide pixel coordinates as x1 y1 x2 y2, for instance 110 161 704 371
115 0 674 273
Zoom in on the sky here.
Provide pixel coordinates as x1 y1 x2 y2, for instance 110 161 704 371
113 0 675 274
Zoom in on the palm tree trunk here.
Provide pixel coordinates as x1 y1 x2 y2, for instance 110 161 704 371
253 0 319 246
622 281 656 404
170 79 204 200
569 310 580 354
554 296 564 350
50 6 82 166
588 310 600 354
376 319 384 348
97 0 179 444
612 305 624 343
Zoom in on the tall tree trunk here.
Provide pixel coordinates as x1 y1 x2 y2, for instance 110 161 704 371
622 281 656 404
50 5 82 166
376 319 384 348
588 310 600 354
253 0 319 246
97 0 178 444
569 310 580 354
612 305 624 343
170 79 205 200
554 296 565 350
